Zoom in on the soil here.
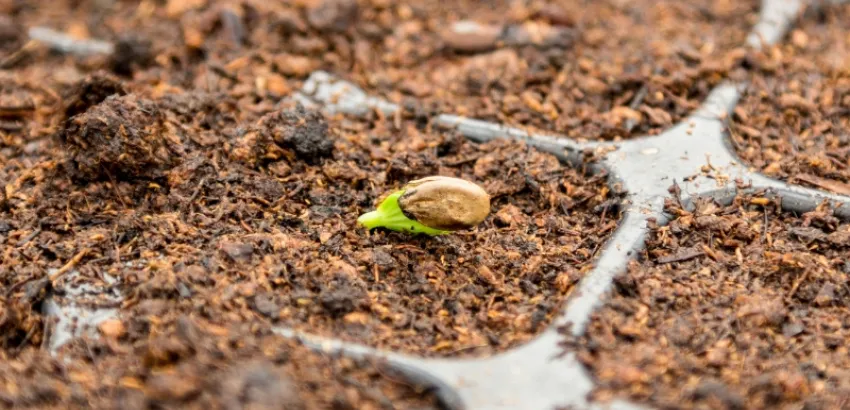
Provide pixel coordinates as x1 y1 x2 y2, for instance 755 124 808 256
1 0 625 405
571 193 850 409
2 0 760 141
731 2 850 195
0 76 448 410
4 88 621 357
2 313 440 409
341 0 761 141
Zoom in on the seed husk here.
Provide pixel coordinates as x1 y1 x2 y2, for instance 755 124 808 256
398 176 490 231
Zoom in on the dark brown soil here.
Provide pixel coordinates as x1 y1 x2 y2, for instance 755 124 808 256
62 93 176 181
341 0 759 140
731 2 850 195
3 92 449 407
3 313 439 409
0 79 621 408
8 93 619 357
3 0 759 141
572 193 850 409
1 0 626 405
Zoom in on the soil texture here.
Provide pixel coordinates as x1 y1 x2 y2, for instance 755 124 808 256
1 0 628 405
731 2 850 196
2 313 440 409
572 193 850 409
341 0 760 141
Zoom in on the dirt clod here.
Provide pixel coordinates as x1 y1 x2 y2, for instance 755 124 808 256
239 104 334 165
306 0 358 33
62 72 127 119
62 94 175 181
110 34 154 76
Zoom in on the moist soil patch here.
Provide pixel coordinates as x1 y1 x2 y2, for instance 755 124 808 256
2 313 440 409
1 80 449 407
571 193 850 409
340 0 760 141
3 0 759 141
4 91 621 358
731 2 850 195
2 0 624 404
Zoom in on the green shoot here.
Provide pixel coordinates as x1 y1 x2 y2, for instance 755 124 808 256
357 191 449 236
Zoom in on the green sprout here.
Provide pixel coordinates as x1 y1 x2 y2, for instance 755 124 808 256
357 176 491 236
357 191 449 236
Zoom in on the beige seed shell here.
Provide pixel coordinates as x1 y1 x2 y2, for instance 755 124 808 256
398 176 490 231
